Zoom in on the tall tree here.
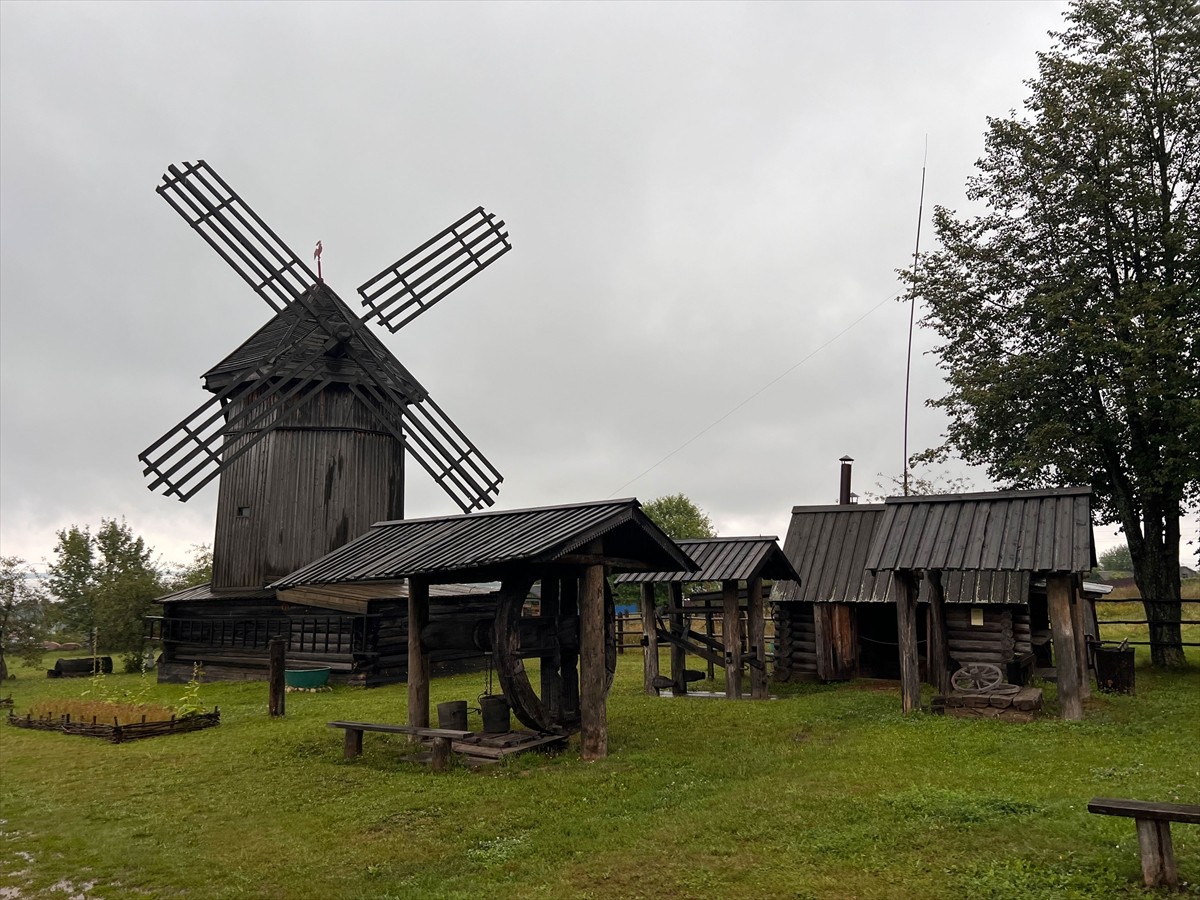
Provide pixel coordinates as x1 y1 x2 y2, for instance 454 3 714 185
0 557 48 680
46 524 94 635
908 0 1199 665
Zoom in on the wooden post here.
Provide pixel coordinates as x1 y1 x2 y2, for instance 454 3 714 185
747 576 767 699
430 736 451 773
541 576 562 720
812 603 835 681
894 572 921 714
579 557 608 761
669 583 686 695
1136 819 1179 888
1047 574 1082 720
560 576 580 718
705 610 715 681
1070 581 1092 700
926 572 951 694
723 579 742 699
407 576 430 729
640 583 659 695
268 637 286 717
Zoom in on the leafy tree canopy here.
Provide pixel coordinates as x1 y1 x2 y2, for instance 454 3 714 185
906 0 1199 665
641 494 717 540
0 556 49 679
163 544 213 593
1098 543 1135 571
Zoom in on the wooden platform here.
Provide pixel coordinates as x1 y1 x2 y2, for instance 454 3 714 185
329 719 567 768
932 686 1044 722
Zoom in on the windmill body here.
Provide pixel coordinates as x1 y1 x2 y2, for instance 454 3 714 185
204 286 408 589
143 161 510 683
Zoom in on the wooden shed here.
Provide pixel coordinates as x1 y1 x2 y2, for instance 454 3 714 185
272 498 697 759
774 487 1098 719
613 537 800 700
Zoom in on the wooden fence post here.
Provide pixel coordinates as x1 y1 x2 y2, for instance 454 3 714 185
268 637 286 717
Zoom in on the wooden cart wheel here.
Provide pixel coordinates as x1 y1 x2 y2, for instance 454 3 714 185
492 576 616 733
951 662 1004 693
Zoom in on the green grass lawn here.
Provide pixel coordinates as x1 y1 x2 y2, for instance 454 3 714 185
2 642 1198 899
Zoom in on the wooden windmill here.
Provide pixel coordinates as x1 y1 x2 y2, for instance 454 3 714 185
141 160 510 591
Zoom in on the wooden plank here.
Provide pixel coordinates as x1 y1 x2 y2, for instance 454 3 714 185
1070 580 1092 700
1087 799 1200 824
407 577 430 729
560 576 580 718
1047 574 1082 720
579 558 607 760
541 577 563 719
640 583 659 696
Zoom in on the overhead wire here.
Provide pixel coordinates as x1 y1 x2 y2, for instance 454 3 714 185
607 289 901 498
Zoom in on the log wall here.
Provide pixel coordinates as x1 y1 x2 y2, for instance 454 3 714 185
772 602 817 682
944 605 1032 668
212 386 405 590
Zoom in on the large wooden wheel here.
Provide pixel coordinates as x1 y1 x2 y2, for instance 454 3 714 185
951 662 1004 694
492 576 616 733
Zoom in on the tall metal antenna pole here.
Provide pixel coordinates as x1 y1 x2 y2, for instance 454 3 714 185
902 139 928 497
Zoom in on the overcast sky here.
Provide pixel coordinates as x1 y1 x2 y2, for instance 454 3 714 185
2 0 1192 573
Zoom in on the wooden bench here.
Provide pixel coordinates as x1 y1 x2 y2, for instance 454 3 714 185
328 721 473 771
1088 797 1200 887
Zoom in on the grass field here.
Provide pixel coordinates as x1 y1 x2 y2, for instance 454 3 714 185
2 622 1198 899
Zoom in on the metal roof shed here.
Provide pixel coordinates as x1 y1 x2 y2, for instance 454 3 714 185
613 537 800 700
272 498 696 760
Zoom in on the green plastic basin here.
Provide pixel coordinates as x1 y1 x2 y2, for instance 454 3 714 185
284 667 331 688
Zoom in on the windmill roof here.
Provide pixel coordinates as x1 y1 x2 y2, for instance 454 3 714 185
612 536 799 584
203 283 424 399
270 498 698 588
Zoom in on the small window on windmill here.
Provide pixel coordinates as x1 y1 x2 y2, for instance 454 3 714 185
236 506 252 518
970 607 984 627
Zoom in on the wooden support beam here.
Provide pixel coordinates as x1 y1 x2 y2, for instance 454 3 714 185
540 576 562 720
1047 574 1083 720
579 555 607 761
407 576 430 729
669 583 686 696
723 580 743 699
268 637 286 718
747 576 767 699
705 610 715 681
927 572 951 695
1070 579 1092 701
640 583 659 695
894 572 921 714
560 576 580 718
812 603 835 681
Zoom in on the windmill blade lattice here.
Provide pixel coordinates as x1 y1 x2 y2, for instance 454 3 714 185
158 161 317 312
357 207 511 333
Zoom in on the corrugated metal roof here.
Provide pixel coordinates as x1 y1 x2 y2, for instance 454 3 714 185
936 570 1031 605
271 498 696 588
612 536 800 584
772 504 895 603
864 486 1093 573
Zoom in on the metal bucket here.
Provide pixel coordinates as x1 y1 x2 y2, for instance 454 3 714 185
437 700 469 731
479 695 510 734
